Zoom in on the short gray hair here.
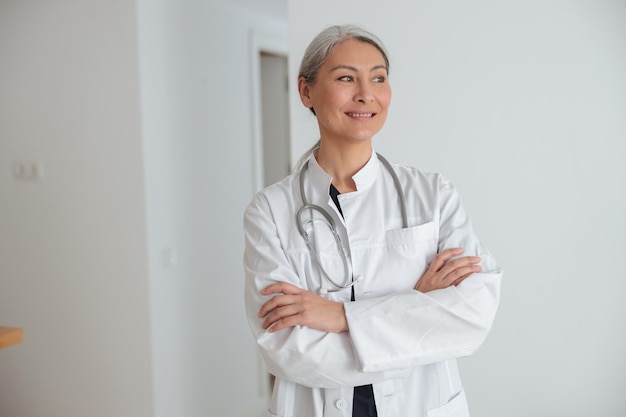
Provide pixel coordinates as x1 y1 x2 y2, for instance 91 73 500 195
298 24 390 85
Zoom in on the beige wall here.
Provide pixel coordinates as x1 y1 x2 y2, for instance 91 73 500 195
0 0 287 416
0 1 153 415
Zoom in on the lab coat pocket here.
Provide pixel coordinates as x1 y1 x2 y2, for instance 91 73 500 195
362 221 437 294
425 389 469 417
384 221 437 259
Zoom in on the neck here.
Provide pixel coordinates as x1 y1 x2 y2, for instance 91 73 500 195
315 140 372 193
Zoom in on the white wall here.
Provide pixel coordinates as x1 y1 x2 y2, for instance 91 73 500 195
1 1 287 416
137 1 286 416
0 1 153 416
289 0 626 415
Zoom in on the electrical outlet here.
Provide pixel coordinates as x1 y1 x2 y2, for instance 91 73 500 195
13 160 44 181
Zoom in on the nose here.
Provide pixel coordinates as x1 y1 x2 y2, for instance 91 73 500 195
354 81 374 103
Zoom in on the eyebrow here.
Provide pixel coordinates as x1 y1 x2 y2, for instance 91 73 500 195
330 64 388 73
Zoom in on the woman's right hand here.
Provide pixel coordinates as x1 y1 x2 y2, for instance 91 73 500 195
258 282 348 334
414 248 481 293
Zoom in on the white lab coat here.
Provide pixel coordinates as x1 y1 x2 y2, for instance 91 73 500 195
243 151 502 417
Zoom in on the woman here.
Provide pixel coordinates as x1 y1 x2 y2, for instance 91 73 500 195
244 24 502 417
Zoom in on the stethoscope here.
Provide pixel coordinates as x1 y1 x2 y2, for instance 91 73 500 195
296 153 408 294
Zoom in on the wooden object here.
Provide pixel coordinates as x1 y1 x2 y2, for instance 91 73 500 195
0 326 23 349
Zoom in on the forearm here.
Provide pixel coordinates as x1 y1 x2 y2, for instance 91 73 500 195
345 268 502 373
258 281 349 334
245 281 408 388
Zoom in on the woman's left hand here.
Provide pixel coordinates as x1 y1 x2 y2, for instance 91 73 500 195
414 248 481 293
258 282 348 334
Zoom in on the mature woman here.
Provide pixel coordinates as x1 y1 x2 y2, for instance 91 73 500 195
244 24 502 417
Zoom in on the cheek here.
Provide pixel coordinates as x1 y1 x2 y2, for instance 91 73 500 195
326 89 350 106
312 90 348 115
379 88 392 109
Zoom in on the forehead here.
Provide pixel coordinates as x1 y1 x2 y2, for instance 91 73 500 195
322 39 387 70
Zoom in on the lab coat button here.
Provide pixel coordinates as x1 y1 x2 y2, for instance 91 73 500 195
335 399 347 409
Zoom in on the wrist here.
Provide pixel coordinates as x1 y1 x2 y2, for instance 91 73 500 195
339 302 348 333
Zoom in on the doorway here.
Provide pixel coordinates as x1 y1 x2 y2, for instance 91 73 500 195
259 52 290 187
249 30 289 194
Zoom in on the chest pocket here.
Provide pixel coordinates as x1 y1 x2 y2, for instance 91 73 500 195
351 221 438 297
385 221 437 257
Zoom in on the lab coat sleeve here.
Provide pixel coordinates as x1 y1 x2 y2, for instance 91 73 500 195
344 175 503 373
243 191 407 389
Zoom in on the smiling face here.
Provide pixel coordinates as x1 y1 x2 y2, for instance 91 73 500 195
298 39 392 147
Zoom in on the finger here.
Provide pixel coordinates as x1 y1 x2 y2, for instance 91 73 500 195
438 256 481 279
267 313 302 333
445 265 482 286
429 248 464 272
447 255 481 267
262 304 300 330
260 281 302 296
452 274 471 286
258 294 296 318
452 267 481 286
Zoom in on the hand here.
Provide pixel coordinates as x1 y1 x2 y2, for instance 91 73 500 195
414 248 481 293
258 282 348 333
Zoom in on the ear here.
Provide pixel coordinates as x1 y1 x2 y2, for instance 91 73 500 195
298 76 313 109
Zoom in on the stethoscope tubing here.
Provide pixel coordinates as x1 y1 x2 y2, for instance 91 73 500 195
297 152 408 293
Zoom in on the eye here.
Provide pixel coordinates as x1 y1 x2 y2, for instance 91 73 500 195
373 75 386 83
338 75 354 82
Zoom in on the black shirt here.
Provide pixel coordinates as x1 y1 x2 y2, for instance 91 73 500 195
329 184 378 417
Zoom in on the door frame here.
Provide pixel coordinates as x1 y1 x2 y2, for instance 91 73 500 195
247 28 288 401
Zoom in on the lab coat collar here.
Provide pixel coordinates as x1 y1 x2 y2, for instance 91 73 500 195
352 150 379 191
306 149 380 203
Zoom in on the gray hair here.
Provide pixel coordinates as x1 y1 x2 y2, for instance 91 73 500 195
298 24 390 86
295 25 390 171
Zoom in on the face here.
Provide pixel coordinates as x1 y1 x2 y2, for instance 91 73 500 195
298 39 392 146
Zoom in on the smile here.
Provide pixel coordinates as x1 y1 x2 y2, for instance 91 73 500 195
346 112 374 118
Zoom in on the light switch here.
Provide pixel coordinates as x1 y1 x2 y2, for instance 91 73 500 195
13 160 44 181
